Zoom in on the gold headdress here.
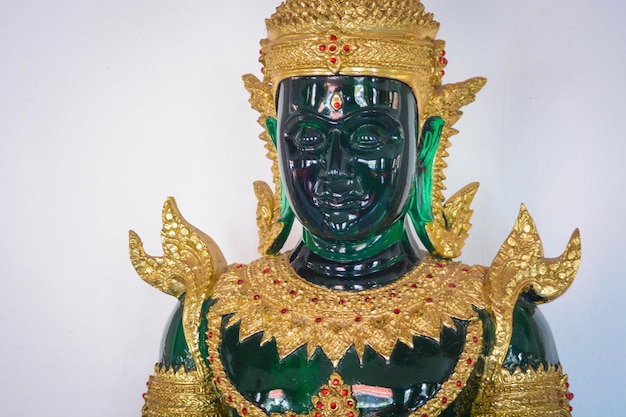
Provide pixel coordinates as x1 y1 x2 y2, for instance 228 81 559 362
244 0 487 259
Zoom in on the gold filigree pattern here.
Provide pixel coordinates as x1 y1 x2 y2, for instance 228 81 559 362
423 78 487 259
260 0 445 106
130 198 228 378
309 373 359 417
210 253 486 364
142 365 227 417
485 205 581 377
472 366 573 416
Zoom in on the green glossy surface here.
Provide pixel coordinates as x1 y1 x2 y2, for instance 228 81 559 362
160 298 195 371
277 76 418 256
219 317 469 416
504 294 560 371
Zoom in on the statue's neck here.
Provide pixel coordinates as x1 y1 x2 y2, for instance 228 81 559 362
291 221 422 290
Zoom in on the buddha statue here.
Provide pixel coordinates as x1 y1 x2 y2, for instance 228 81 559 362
129 1 581 416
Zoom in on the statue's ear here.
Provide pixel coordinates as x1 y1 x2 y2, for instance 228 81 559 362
408 116 443 251
266 116 278 147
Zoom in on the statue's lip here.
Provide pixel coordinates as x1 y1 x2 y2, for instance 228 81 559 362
313 192 369 211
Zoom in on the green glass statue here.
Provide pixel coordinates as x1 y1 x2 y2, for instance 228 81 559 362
129 1 581 416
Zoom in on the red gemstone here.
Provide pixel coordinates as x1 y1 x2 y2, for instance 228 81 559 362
253 294 260 300
343 45 350 52
347 399 354 407
236 264 243 269
227 396 233 403
316 401 323 409
142 393 146 399
393 308 401 314
449 283 456 288
462 267 469 272
321 388 329 396
263 268 270 274
330 402 337 409
330 57 337 64
456 380 462 387
146 381 149 387
329 45 337 52
315 413 322 417
319 45 327 52
569 406 573 412
348 412 355 417
437 263 443 268
567 393 574 400
216 377 221 383
426 297 433 303
274 279 281 285
364 296 371 302
467 358 473 365
473 337 479 343
426 274 433 278
390 292 396 298
208 332 213 338
443 57 448 65
241 408 248 415
339 299 345 305
422 414 429 417
312 297 319 303
441 70 446 76
281 308 287 314
355 316 361 322
209 356 214 363
333 101 341 109
259 49 263 55
566 382 570 389
333 379 340 386
261 67 265 74
442 397 448 404
441 50 446 56
237 279 243 285
290 289 297 295
341 389 349 396
330 34 338 41
411 283 417 288
315 317 322 323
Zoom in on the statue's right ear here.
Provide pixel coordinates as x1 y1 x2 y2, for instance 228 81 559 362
266 116 278 148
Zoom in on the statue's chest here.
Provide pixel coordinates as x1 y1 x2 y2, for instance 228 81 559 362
206 255 487 417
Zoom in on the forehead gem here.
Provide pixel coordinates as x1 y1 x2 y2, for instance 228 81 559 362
331 91 343 110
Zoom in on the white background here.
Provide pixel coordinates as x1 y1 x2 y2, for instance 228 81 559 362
1 0 624 415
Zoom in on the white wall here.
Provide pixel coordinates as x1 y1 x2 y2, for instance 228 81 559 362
1 1 623 415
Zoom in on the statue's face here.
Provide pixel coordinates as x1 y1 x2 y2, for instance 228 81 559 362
277 76 417 241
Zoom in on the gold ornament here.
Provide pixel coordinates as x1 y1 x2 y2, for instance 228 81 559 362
209 253 486 364
472 366 573 416
130 198 228 379
484 205 580 379
142 365 227 417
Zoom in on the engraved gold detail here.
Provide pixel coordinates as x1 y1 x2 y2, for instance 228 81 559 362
261 0 444 107
210 253 486 364
484 205 581 377
130 197 228 378
310 373 359 417
207 301 484 417
423 78 487 259
142 365 227 417
472 366 573 416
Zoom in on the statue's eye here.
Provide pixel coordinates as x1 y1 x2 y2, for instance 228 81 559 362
293 126 326 151
349 124 388 150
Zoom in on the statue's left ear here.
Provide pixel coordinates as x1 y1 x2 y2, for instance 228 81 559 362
266 116 278 147
408 116 444 251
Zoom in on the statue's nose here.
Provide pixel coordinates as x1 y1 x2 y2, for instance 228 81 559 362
320 130 353 178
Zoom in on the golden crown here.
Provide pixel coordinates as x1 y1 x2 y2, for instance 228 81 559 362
259 0 448 107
